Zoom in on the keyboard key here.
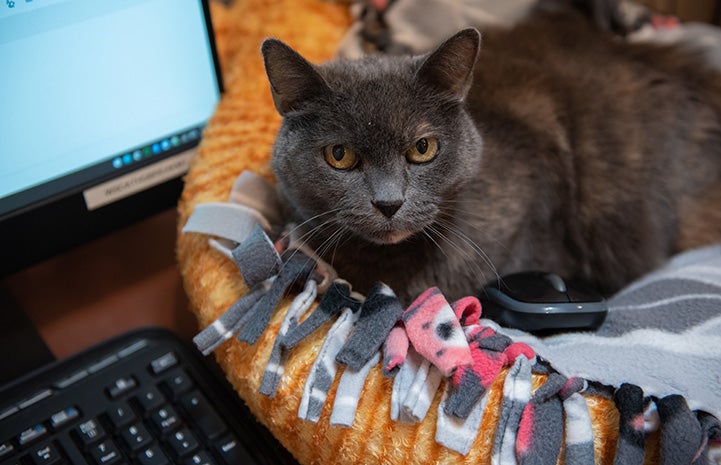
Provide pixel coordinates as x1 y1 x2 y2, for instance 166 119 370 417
162 370 194 399
107 376 137 399
50 406 80 429
179 392 226 440
18 424 48 446
0 441 15 459
116 340 148 358
88 355 119 374
213 434 255 465
0 405 19 422
29 442 63 465
150 405 181 435
167 428 200 458
184 450 218 465
136 444 169 465
106 402 136 428
149 352 178 375
120 423 152 452
53 369 89 389
135 387 165 412
18 390 53 409
88 439 123 465
75 419 105 446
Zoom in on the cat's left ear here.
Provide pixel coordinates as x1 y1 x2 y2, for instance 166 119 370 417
262 38 330 115
416 28 481 101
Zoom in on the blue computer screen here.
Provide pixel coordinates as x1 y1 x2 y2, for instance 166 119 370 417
0 0 220 215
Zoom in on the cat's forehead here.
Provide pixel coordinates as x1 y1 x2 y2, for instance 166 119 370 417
314 56 440 131
319 56 419 100
321 54 416 78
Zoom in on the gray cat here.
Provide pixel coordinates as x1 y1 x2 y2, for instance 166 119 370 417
262 9 721 303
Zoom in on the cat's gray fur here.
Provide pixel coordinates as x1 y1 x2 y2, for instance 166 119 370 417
262 9 721 304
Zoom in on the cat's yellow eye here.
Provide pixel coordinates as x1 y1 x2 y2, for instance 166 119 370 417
323 144 358 170
406 137 439 164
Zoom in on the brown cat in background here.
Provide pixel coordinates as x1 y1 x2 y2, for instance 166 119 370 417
262 7 721 303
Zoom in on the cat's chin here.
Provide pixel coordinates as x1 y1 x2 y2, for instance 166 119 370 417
368 229 415 245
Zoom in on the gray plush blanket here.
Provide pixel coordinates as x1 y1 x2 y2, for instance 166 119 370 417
497 244 721 419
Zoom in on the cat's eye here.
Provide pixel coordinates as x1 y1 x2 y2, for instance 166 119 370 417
323 144 358 170
406 137 439 164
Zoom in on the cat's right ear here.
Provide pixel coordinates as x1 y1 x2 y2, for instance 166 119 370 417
416 28 481 101
261 39 330 115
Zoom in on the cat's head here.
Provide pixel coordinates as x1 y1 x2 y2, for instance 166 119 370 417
262 29 483 246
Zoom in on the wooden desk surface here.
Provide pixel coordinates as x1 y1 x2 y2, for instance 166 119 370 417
2 208 198 360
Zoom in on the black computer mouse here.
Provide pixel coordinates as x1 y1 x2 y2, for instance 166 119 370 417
479 271 608 333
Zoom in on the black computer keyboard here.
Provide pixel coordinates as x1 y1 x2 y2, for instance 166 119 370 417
0 328 298 465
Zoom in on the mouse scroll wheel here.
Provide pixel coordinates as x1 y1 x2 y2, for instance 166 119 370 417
543 273 567 293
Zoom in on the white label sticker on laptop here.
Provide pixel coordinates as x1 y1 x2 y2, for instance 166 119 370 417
83 150 194 211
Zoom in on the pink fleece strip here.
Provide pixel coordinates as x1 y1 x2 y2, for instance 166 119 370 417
402 287 473 377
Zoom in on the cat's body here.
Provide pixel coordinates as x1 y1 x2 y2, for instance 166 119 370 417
263 10 721 303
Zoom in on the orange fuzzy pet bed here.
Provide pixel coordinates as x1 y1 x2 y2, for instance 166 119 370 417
176 1 720 464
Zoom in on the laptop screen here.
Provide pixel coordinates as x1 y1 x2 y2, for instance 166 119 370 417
0 0 222 275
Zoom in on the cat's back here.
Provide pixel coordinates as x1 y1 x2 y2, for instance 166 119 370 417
469 9 721 194
462 11 721 292
469 10 721 129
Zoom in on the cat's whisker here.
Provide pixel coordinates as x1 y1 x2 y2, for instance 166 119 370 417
422 227 450 261
290 218 335 250
433 218 501 284
275 218 338 279
425 224 490 286
281 208 345 262
278 208 344 244
435 217 499 274
314 225 348 265
328 226 355 269
438 205 511 255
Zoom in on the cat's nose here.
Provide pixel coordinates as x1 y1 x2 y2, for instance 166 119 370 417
372 200 402 218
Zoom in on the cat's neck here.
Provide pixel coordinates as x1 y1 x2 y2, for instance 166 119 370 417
290 177 562 303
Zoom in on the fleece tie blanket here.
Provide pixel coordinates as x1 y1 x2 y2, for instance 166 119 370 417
184 171 721 462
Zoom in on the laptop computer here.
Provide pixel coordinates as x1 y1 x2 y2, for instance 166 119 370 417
0 1 297 463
